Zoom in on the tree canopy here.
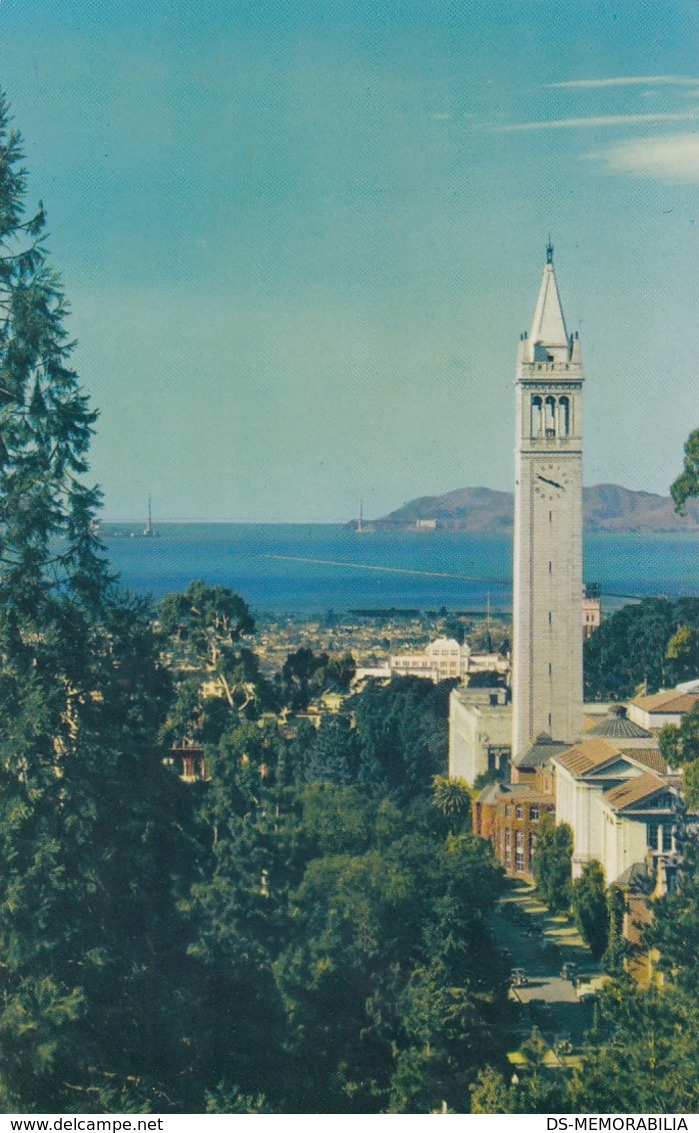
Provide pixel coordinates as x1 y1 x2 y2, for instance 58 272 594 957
0 92 201 1112
532 814 573 913
671 428 699 515
571 860 609 959
584 597 699 700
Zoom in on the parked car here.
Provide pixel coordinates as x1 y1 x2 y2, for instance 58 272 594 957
512 967 527 987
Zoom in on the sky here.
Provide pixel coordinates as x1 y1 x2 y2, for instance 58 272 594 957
1 0 698 521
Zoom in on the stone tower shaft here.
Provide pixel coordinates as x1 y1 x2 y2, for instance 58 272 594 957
512 247 583 759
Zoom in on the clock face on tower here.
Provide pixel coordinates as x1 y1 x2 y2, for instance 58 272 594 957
533 461 573 500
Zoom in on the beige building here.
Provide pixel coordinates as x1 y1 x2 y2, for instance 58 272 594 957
448 685 511 786
467 650 510 679
628 689 699 733
391 637 469 682
582 590 602 639
511 245 583 758
394 637 509 685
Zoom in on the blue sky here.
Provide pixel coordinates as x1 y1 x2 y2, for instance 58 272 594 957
1 0 699 520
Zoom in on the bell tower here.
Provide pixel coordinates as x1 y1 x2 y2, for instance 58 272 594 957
512 244 583 759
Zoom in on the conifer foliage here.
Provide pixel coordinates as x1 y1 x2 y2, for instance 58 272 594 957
0 93 194 1112
0 94 109 611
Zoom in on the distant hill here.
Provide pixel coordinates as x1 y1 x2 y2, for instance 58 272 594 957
374 484 699 533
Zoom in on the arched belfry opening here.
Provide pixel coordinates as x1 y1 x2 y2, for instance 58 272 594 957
544 395 556 438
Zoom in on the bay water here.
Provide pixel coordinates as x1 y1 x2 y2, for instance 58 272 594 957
101 524 699 617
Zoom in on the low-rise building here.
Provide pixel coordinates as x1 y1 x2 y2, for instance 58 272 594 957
627 690 699 732
391 637 469 682
582 589 602 639
474 733 564 877
552 733 667 881
599 772 681 886
168 746 207 783
477 781 555 876
352 664 391 687
448 685 511 785
392 636 510 685
467 650 510 678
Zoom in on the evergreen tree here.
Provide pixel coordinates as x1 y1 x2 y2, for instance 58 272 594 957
571 860 609 960
0 91 199 1112
602 884 628 976
185 721 293 1106
352 676 450 798
532 814 573 913
301 712 362 784
0 93 110 610
158 582 280 744
570 984 699 1113
471 1033 569 1114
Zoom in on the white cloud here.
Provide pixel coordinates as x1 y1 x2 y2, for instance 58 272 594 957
588 133 699 181
547 75 699 89
489 111 699 132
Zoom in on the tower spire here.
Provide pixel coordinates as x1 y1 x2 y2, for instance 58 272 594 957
528 243 568 356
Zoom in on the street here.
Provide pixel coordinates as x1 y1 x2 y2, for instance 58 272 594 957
494 882 600 1050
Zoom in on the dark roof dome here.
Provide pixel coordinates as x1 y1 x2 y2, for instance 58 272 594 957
513 732 571 770
588 710 651 739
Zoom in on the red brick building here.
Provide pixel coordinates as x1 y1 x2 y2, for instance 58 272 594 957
473 733 568 878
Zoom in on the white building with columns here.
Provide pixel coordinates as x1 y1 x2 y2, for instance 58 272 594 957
550 730 676 883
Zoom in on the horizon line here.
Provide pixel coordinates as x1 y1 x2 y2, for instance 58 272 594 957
100 481 681 526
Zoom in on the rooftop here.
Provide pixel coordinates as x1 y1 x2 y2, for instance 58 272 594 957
554 737 625 778
513 731 571 771
588 710 651 739
622 747 668 775
604 772 673 813
554 737 667 779
631 690 699 715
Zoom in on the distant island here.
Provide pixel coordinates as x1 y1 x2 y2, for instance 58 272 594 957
368 484 699 533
